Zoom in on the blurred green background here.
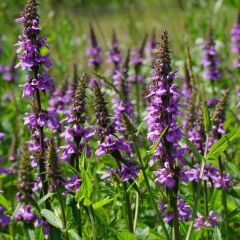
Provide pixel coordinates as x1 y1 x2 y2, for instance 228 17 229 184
0 0 239 80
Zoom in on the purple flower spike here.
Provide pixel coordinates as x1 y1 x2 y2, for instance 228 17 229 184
146 31 184 188
86 24 102 70
202 32 221 81
107 30 121 68
231 10 240 68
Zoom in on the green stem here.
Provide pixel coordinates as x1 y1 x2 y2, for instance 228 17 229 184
123 181 134 233
218 156 228 239
185 160 205 240
133 142 171 240
171 190 179 240
72 203 82 238
186 134 209 240
135 81 140 123
204 180 209 240
56 189 68 240
88 206 96 240
133 192 139 232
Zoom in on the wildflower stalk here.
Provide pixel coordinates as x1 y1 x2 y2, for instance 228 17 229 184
185 134 209 240
133 192 139 232
133 141 170 240
56 188 68 239
111 152 134 233
122 115 170 239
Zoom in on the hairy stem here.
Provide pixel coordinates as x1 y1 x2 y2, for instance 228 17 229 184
133 142 171 240
218 156 228 239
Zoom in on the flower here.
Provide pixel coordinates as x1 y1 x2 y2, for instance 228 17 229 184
202 32 221 81
159 197 191 222
86 24 102 69
0 206 11 227
231 10 240 68
194 211 222 231
15 205 36 222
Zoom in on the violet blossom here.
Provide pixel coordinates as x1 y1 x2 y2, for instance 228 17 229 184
202 33 221 82
231 10 240 68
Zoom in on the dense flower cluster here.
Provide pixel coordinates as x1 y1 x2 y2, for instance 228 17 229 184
61 74 95 165
231 10 240 68
107 30 121 69
159 197 191 222
0 206 11 227
15 205 36 222
113 51 134 132
86 24 102 69
94 82 139 181
202 33 221 81
182 164 232 190
0 56 17 82
194 211 222 231
146 31 184 190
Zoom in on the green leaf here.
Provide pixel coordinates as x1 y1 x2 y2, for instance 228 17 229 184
41 209 63 229
149 126 168 155
92 198 113 210
38 193 55 206
183 136 202 162
212 227 222 240
206 128 240 160
75 169 92 205
227 188 240 200
0 194 11 210
68 229 82 240
135 227 149 239
224 207 240 223
117 231 137 240
209 189 219 210
202 104 212 133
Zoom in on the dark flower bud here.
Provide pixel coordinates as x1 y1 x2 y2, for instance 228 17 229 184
72 73 88 124
46 138 64 189
93 81 112 131
18 144 34 202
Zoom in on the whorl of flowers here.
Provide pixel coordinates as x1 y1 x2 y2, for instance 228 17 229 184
86 24 102 70
212 90 229 141
48 80 72 114
182 163 232 190
231 10 240 68
130 34 147 84
194 211 222 231
108 30 121 69
61 73 95 164
202 31 221 81
15 205 36 223
93 82 138 181
131 34 147 69
46 138 64 190
146 31 184 190
17 144 34 202
15 144 36 223
159 197 191 222
147 28 156 60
